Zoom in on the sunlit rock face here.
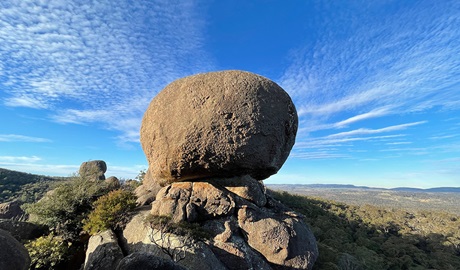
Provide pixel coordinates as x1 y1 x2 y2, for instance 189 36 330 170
140 70 298 186
130 71 318 270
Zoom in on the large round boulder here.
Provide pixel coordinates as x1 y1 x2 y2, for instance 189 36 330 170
140 70 297 185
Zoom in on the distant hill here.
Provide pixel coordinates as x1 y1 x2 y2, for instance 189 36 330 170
0 168 68 203
267 184 460 214
268 183 460 193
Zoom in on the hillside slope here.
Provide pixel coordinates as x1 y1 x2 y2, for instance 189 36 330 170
0 168 68 203
271 190 460 270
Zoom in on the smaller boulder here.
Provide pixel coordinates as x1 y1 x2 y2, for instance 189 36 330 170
210 175 267 207
80 160 107 181
0 200 25 220
237 205 318 270
105 176 121 190
135 169 162 206
84 230 124 270
0 229 30 270
151 182 235 222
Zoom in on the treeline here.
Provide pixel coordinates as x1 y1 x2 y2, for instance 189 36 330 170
270 190 460 270
0 168 67 203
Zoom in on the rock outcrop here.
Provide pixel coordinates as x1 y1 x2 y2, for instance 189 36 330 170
140 70 298 185
129 70 318 269
0 200 25 220
140 180 318 269
84 230 124 270
0 229 30 270
80 160 107 181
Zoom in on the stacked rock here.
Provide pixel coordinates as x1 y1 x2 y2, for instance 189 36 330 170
133 70 318 270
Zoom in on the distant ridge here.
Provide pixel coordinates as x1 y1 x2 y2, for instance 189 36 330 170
267 184 460 193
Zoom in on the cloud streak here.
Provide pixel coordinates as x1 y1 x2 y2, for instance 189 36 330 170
280 1 460 160
0 134 51 143
0 0 213 144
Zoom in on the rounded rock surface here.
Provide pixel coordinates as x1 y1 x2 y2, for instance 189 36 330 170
140 70 298 185
0 229 30 270
79 160 107 181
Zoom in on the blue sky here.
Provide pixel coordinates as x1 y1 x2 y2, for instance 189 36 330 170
1 0 459 188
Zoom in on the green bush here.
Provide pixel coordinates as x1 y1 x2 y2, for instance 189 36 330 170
24 176 110 240
25 234 70 270
83 189 137 235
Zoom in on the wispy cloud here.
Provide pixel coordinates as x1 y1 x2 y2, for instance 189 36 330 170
0 0 213 144
0 155 42 163
279 1 459 160
327 121 427 138
0 134 51 143
280 1 459 121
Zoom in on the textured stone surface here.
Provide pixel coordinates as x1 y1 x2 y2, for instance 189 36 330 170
204 217 272 270
84 230 124 270
210 175 267 207
0 200 25 219
79 160 107 181
0 229 30 270
104 176 121 190
0 220 47 241
116 252 186 270
121 209 227 270
237 205 318 270
140 70 298 185
151 181 235 222
135 169 162 206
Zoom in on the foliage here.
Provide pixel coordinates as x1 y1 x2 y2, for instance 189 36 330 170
135 169 146 183
23 176 110 240
270 190 460 270
144 215 211 262
0 168 67 203
83 189 137 235
25 233 70 270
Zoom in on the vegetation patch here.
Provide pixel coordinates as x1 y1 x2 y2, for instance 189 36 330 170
270 190 460 270
83 189 137 235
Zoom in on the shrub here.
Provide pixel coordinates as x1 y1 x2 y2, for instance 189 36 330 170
25 233 70 270
83 189 137 235
24 176 110 240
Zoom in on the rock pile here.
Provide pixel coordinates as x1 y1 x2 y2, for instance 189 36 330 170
128 70 318 269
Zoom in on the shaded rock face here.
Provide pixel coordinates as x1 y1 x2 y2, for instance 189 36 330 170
0 229 30 270
0 220 47 241
238 205 318 269
140 70 298 185
116 252 186 270
105 176 121 190
80 160 107 181
0 200 25 219
135 169 162 206
84 230 124 270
